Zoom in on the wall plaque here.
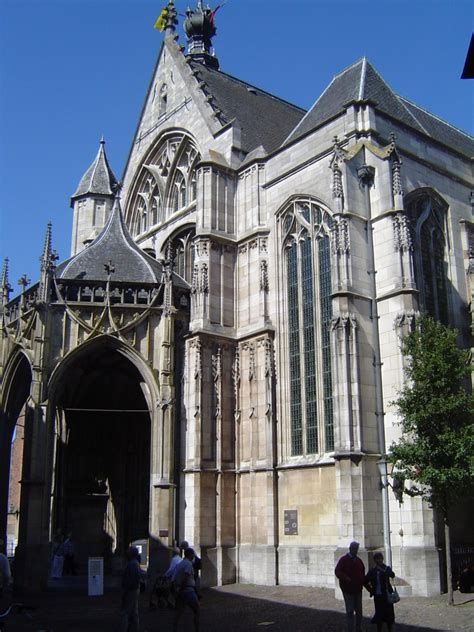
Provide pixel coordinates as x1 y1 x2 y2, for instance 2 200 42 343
284 509 298 535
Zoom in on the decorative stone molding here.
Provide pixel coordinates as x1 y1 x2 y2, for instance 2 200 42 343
189 338 202 379
394 310 418 332
200 263 209 294
191 263 199 294
212 345 222 417
393 213 413 253
242 341 256 381
331 312 357 332
331 219 350 255
195 239 210 257
357 163 376 188
259 260 269 292
329 137 347 211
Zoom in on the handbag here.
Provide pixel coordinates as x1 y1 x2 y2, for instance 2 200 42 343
387 579 400 604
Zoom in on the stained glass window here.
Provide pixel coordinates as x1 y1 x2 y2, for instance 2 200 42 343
283 200 334 456
408 194 449 324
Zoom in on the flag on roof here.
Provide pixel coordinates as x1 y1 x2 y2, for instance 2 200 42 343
154 7 168 31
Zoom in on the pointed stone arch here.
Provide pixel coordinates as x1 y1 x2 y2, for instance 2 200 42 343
0 347 33 557
125 130 200 236
45 335 162 572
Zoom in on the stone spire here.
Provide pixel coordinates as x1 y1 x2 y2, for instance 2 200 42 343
39 222 58 303
1 257 12 308
184 1 219 69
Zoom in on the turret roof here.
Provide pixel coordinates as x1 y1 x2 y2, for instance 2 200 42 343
57 197 188 288
284 58 474 157
71 138 119 202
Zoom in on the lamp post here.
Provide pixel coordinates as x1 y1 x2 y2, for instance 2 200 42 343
377 455 393 567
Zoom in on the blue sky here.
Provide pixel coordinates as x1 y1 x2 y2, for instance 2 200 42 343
1 0 473 297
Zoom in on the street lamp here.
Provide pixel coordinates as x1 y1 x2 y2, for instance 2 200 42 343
377 455 393 567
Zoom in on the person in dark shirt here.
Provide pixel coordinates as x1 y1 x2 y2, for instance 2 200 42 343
118 546 141 632
335 541 366 632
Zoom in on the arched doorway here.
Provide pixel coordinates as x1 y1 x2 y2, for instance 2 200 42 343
0 351 32 558
50 341 152 574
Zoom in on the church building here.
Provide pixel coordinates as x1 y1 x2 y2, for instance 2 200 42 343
1 1 473 596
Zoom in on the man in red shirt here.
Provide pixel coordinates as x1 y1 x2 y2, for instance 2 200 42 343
335 541 366 632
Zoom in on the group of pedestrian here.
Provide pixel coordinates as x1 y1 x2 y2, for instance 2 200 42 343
119 539 201 632
50 531 76 579
335 541 397 632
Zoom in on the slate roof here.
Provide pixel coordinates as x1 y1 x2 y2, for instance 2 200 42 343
71 139 119 200
284 58 474 158
190 61 305 155
57 198 188 288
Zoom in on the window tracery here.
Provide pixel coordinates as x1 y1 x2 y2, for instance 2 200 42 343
407 192 449 324
163 227 196 284
280 199 334 456
128 134 200 237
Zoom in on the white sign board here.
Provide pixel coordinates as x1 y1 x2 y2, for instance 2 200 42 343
88 557 104 596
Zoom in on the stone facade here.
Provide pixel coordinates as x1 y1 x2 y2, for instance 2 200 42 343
1 2 473 596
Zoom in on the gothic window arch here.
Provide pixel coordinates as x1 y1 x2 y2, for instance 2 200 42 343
163 227 196 284
279 198 335 456
407 191 449 323
126 133 200 234
130 174 163 237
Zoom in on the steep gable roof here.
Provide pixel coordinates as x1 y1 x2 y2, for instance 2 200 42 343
284 58 474 158
189 61 305 155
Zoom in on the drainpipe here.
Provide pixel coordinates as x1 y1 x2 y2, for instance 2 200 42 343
357 162 392 567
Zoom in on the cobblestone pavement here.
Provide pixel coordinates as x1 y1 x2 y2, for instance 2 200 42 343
1 584 473 632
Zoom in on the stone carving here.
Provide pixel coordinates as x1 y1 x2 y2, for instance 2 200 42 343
190 338 202 379
260 260 269 292
331 312 357 331
331 219 350 255
195 239 209 257
394 310 418 331
200 263 209 294
393 213 413 253
212 346 222 417
191 263 199 294
392 159 403 197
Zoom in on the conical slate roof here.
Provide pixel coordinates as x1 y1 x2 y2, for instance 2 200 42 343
57 197 187 288
284 58 474 157
71 138 119 201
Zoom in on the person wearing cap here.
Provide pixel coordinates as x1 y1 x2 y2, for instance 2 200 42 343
118 545 141 632
335 541 366 632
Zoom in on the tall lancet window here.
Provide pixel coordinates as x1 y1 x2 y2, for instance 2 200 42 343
282 199 334 456
407 192 449 324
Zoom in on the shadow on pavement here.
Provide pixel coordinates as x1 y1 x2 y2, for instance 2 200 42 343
1 586 464 632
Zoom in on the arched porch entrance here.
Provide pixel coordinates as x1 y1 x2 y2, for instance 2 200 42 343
0 351 32 558
50 340 153 575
